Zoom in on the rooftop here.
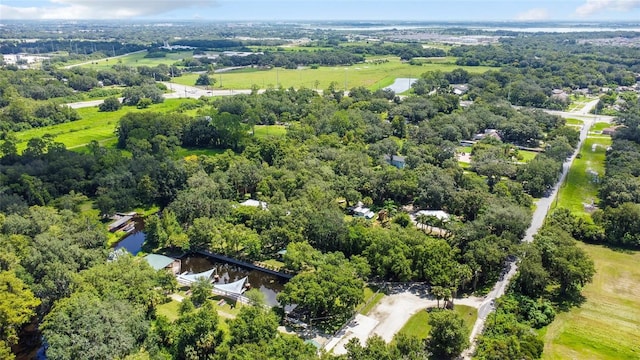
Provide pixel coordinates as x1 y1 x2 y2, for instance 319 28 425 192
144 254 176 271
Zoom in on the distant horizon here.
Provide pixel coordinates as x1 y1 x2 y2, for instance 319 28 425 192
3 1 640 22
2 19 640 25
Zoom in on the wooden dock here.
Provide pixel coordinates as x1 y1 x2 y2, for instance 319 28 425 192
195 250 294 279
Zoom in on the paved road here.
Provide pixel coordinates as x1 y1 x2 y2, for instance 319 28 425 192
63 50 147 69
65 82 258 109
462 99 600 358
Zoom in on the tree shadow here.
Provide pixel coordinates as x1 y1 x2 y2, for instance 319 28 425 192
552 291 587 312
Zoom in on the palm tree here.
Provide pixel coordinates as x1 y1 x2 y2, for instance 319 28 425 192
431 286 447 309
383 200 398 217
416 213 429 233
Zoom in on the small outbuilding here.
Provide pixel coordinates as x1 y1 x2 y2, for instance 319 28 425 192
384 154 406 169
144 254 181 275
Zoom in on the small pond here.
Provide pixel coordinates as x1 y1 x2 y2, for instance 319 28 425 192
180 254 286 307
113 219 145 255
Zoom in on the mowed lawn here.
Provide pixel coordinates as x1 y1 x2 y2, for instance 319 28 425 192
553 135 611 218
170 57 494 91
542 244 640 360
397 305 477 341
14 98 201 152
253 124 287 138
564 118 584 126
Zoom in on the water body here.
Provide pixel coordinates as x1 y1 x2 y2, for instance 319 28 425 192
180 254 286 307
113 219 145 255
385 78 417 94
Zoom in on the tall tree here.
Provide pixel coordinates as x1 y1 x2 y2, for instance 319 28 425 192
41 293 148 360
426 310 470 359
0 271 40 359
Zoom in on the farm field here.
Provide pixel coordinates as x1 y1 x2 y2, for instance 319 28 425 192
169 57 494 91
541 244 640 360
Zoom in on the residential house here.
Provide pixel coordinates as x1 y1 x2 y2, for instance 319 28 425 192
452 84 469 96
352 202 375 220
473 129 502 142
384 154 406 169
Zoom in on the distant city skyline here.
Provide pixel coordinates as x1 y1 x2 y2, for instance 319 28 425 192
2 0 640 21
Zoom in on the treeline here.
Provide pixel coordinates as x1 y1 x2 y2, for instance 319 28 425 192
476 218 595 359
591 102 640 248
451 35 640 90
0 40 146 56
341 43 447 60
216 49 365 68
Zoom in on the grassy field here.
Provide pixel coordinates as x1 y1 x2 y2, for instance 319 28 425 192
397 305 477 341
518 150 538 163
170 57 494 91
591 122 613 133
541 244 640 360
359 286 385 316
253 124 287 138
156 300 182 321
543 118 640 359
79 51 193 70
14 98 201 152
553 135 611 218
565 118 584 126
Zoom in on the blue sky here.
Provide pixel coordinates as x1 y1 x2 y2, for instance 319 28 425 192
2 0 640 21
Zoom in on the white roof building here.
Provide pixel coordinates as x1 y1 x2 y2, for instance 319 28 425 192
414 210 450 222
239 199 268 210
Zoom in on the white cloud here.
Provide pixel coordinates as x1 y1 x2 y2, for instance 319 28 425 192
0 0 218 20
576 0 640 17
515 8 550 21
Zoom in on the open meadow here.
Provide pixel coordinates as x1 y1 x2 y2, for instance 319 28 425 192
78 51 195 70
14 98 202 152
552 134 611 218
169 57 494 91
543 121 640 359
541 244 640 360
